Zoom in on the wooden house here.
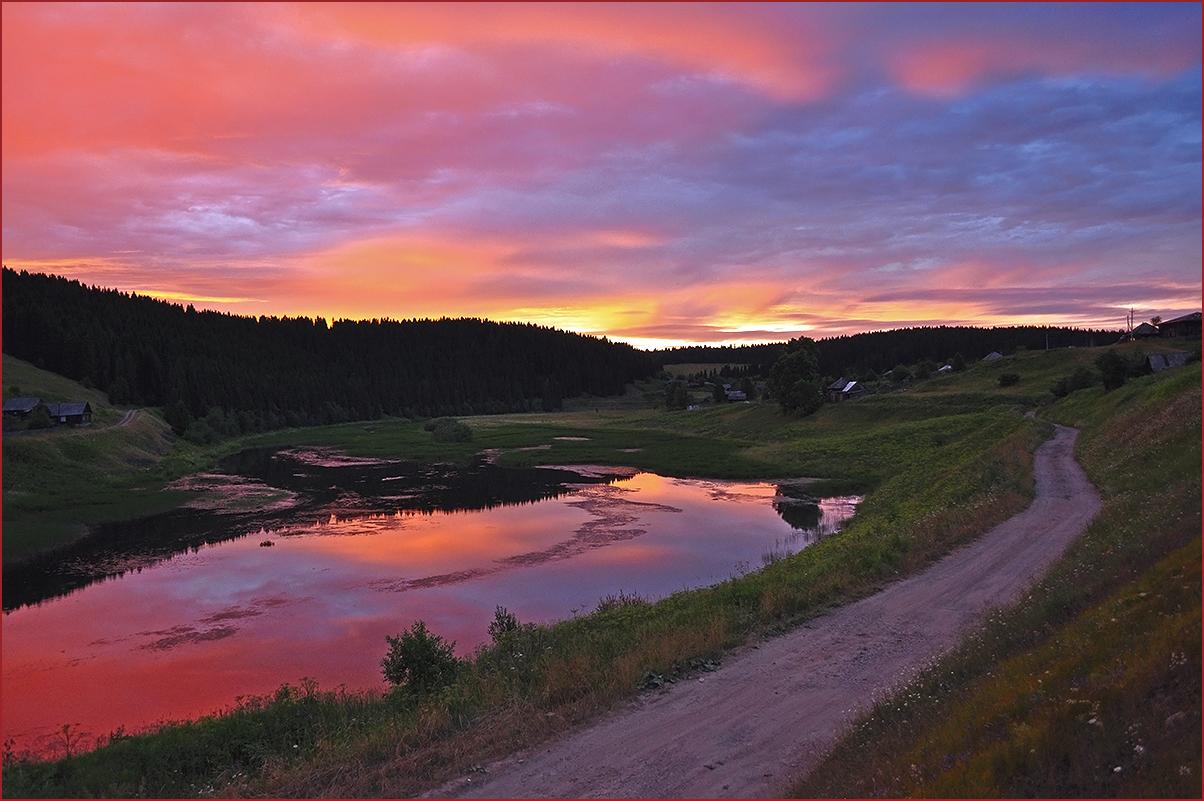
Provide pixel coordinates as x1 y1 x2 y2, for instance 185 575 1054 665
1129 322 1159 340
45 402 92 426
1159 312 1202 339
2 397 41 418
826 378 869 402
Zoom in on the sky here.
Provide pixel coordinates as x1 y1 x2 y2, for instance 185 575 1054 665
3 2 1200 348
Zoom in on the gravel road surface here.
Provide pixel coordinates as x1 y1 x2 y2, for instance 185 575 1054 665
433 424 1101 799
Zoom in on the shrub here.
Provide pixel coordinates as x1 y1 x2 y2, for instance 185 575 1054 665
26 403 54 430
1095 349 1130 391
487 606 519 643
1051 365 1097 398
381 621 461 696
998 372 1020 387
424 417 473 442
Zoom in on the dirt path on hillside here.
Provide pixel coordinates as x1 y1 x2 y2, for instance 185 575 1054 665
112 408 138 428
430 424 1101 799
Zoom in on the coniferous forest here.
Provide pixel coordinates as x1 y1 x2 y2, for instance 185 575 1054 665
2 269 656 435
656 324 1119 380
4 268 1123 439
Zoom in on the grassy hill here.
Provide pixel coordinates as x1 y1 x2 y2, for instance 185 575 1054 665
2 342 1199 797
2 355 188 561
3 354 123 426
793 361 1201 797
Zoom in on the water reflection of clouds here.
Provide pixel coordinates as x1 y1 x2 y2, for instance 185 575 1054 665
3 472 862 760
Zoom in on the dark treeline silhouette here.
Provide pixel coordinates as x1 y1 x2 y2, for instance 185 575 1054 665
2 269 655 432
654 325 1117 379
814 325 1116 377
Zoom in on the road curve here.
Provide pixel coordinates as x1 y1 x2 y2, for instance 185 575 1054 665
113 408 138 428
434 424 1102 799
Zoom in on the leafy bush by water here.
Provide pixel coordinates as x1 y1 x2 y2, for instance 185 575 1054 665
381 621 462 696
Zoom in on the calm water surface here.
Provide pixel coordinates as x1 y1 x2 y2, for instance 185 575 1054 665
2 449 859 758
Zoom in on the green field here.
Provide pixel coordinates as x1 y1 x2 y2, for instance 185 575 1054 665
2 343 1199 797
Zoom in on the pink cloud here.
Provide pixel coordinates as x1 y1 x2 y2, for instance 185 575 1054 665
2 4 1198 345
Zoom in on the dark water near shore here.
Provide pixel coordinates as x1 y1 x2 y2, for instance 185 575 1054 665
2 447 859 758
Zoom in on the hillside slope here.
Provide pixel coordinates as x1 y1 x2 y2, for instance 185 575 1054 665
793 363 1201 798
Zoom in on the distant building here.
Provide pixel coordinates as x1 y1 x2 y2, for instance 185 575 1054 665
725 390 747 402
1159 312 1202 339
2 397 41 418
826 378 870 402
982 351 1003 361
45 401 92 426
1129 322 1159 340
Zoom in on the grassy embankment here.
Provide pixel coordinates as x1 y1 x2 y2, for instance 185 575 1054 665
792 360 1202 798
3 342 1196 797
2 355 196 561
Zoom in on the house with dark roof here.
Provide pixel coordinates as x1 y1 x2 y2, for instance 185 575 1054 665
1129 321 1159 340
826 378 870 402
45 402 92 426
1159 312 1202 339
2 397 41 418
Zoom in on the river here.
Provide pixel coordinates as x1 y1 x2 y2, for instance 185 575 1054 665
2 447 859 759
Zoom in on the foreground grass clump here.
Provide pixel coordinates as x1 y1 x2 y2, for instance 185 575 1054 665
791 363 1201 798
2 409 1043 797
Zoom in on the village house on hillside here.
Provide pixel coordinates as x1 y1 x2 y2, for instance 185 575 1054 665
826 378 870 402
45 402 92 426
2 397 41 419
1159 311 1202 339
1128 321 1159 340
4 398 93 427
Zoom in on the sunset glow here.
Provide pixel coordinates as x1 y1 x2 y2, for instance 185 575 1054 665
3 2 1199 346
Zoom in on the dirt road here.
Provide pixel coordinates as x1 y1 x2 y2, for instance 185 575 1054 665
113 408 138 428
434 424 1101 799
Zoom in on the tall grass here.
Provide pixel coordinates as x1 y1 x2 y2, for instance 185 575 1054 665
790 364 1201 798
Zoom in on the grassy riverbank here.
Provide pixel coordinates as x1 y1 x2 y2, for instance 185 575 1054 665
792 363 1201 798
2 357 195 561
3 345 1198 797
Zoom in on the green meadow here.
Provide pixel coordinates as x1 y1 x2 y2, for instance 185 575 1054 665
2 342 1199 798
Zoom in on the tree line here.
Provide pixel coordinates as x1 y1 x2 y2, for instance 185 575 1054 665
2 269 656 437
654 324 1118 381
